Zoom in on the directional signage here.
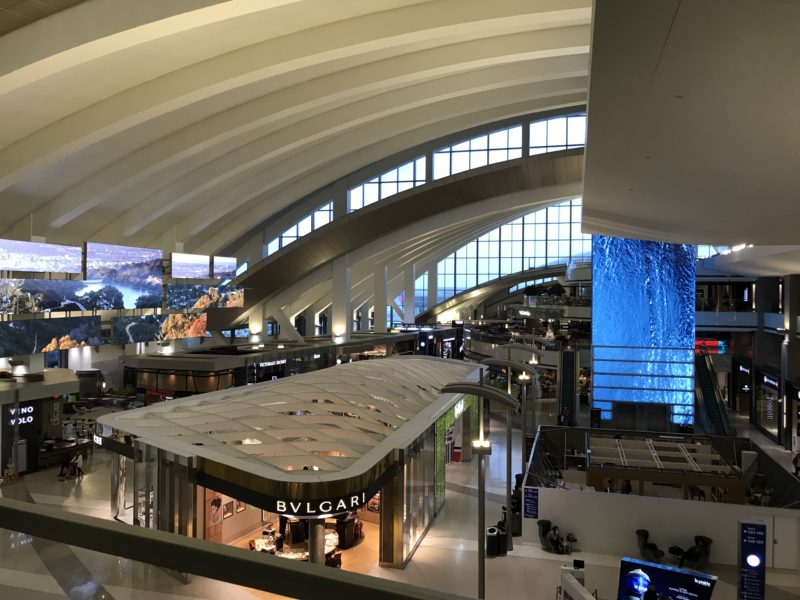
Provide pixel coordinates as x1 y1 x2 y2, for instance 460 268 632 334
523 486 538 519
738 521 766 600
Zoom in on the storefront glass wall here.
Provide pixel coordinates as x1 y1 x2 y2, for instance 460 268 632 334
402 424 435 560
134 441 194 535
755 374 781 441
434 394 478 511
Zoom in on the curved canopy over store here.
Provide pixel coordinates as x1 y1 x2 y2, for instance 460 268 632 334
98 356 475 510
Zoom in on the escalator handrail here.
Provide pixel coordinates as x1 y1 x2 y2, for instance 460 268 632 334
700 348 736 436
694 382 715 435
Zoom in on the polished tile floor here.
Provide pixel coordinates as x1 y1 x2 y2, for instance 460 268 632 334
1 409 799 599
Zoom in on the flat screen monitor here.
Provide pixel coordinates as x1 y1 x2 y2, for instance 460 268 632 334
213 255 237 280
618 557 716 600
172 252 210 279
0 239 82 274
85 242 162 308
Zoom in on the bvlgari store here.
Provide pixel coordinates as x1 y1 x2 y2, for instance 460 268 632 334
98 356 476 569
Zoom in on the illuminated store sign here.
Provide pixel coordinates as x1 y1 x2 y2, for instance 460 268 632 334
275 492 367 517
8 405 34 426
258 359 287 368
762 375 779 389
740 365 751 375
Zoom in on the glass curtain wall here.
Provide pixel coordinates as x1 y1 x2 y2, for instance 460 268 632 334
264 201 333 257
432 198 591 303
432 125 523 180
348 157 426 212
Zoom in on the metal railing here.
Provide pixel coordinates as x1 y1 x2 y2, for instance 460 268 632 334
0 497 470 600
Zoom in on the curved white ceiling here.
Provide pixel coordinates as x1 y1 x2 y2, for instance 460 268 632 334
0 0 590 254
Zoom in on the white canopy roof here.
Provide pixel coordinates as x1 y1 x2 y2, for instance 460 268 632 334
99 356 475 484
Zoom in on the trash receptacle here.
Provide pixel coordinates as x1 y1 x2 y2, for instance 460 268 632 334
510 512 522 536
486 527 499 557
495 525 507 556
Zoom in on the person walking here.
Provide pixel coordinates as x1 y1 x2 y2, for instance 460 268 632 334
71 452 84 480
793 452 800 477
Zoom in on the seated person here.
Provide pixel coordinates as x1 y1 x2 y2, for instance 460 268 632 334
548 525 567 554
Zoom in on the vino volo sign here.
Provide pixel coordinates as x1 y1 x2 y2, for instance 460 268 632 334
8 405 34 427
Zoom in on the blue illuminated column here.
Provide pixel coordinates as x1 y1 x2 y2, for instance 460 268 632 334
591 236 695 428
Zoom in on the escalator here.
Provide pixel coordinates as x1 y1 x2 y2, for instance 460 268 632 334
695 350 736 436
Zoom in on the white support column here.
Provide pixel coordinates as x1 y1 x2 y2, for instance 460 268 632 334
264 304 304 343
427 268 438 313
247 304 265 339
359 303 371 331
403 264 416 324
373 264 388 334
331 255 352 343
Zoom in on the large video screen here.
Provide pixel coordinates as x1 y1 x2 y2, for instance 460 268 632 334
0 279 88 314
111 315 167 344
0 316 102 357
213 256 237 280
0 239 82 274
592 236 696 425
172 253 209 279
166 284 243 310
86 243 162 309
618 557 716 600
160 313 206 340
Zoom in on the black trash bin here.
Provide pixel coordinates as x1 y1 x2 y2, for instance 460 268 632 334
486 527 499 557
510 512 522 536
495 524 507 556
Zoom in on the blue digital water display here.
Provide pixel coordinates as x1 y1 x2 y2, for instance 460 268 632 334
592 236 696 425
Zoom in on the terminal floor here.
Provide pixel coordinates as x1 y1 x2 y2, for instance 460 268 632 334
1 414 800 599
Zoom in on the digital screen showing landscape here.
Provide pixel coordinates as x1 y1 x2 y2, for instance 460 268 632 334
172 253 209 279
0 239 82 274
160 313 206 340
213 256 237 280
166 284 244 311
85 243 163 309
0 316 102 358
111 315 167 344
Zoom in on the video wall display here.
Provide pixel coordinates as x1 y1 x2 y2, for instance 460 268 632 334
160 313 206 340
172 253 210 279
85 243 162 309
0 316 102 358
617 557 716 600
213 256 237 280
592 236 696 425
111 315 167 344
166 284 244 311
1 279 89 314
0 239 82 274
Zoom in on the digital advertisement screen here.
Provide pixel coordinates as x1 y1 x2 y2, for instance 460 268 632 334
0 316 102 358
0 279 87 314
213 256 237 280
172 253 210 279
592 236 696 425
166 284 243 311
111 315 167 344
618 557 716 600
0 239 82 274
85 242 162 309
160 313 207 340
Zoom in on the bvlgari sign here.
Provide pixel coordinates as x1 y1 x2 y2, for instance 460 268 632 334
276 492 367 516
